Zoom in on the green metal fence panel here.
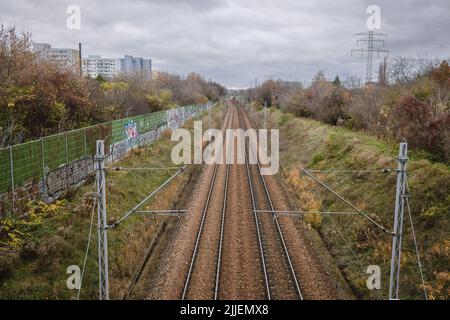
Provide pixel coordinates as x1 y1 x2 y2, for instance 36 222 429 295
67 129 86 163
152 111 167 129
84 125 100 157
43 133 67 171
0 107 200 194
112 119 123 144
12 140 42 187
136 115 145 134
98 123 112 154
0 147 12 193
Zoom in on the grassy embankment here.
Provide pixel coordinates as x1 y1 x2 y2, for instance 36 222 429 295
0 106 224 299
257 107 449 300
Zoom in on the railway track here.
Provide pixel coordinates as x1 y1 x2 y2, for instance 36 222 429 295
237 104 303 300
162 101 304 300
215 105 266 300
181 106 234 300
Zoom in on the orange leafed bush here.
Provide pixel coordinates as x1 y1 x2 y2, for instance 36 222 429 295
285 169 323 228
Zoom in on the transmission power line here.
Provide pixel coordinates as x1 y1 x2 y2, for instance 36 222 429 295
352 31 389 84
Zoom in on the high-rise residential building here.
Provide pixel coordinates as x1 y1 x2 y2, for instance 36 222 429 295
120 55 152 78
32 42 80 68
32 43 152 79
82 55 121 79
32 42 51 58
82 54 152 79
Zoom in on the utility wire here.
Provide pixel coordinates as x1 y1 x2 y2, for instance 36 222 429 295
77 194 97 300
110 166 186 228
107 166 181 171
301 169 391 234
310 186 385 300
305 169 393 174
296 209 343 293
405 180 428 300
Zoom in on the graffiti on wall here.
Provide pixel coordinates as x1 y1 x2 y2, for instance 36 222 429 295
45 157 94 199
0 104 207 211
124 120 139 147
167 108 183 129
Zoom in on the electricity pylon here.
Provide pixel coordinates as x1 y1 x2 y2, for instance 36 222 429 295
352 31 389 84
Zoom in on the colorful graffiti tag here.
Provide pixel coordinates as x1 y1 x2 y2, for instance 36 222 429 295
167 107 184 129
124 120 139 145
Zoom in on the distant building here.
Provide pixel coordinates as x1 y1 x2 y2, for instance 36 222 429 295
120 55 152 78
82 55 121 79
82 54 152 79
32 43 152 79
151 70 161 79
151 70 178 80
279 81 303 88
32 42 51 58
32 42 80 69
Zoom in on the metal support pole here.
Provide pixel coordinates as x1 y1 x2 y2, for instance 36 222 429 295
389 142 408 300
9 146 15 210
95 140 109 300
41 138 48 201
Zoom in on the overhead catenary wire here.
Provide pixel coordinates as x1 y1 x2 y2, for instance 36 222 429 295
274 169 343 295
300 168 391 234
309 186 385 300
69 104 212 300
110 166 186 228
107 166 182 171
254 209 360 216
305 168 393 174
252 103 377 298
255 104 419 300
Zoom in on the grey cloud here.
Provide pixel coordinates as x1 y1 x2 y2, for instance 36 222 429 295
0 0 449 88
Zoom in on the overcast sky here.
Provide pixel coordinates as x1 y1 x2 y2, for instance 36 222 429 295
1 0 449 88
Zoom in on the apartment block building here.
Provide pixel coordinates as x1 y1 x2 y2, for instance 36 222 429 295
82 55 122 79
32 43 80 68
32 42 152 79
120 55 152 77
82 54 152 79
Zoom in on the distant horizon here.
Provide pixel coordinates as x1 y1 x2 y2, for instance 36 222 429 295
28 36 450 90
3 0 449 87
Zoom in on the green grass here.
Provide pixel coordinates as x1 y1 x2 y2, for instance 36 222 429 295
265 109 450 300
0 103 220 299
0 105 222 300
0 137 181 299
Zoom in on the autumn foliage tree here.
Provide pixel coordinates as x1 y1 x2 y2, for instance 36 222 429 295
0 25 226 147
0 25 95 144
252 61 450 163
